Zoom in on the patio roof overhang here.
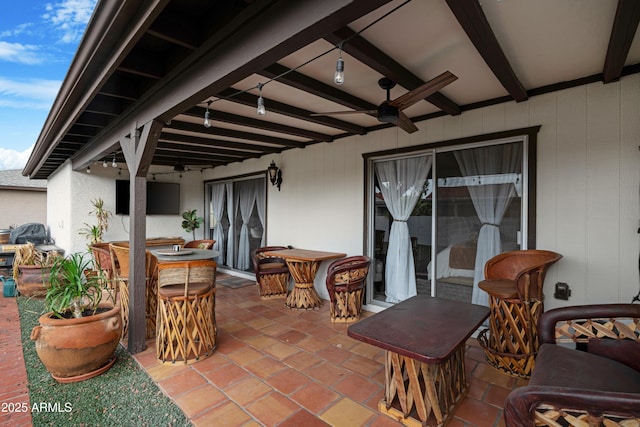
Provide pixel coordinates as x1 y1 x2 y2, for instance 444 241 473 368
23 0 640 180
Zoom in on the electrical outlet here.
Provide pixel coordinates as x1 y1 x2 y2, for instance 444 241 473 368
554 282 571 300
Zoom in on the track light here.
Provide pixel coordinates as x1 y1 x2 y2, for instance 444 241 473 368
112 154 117 168
256 83 266 115
334 45 345 85
204 100 212 128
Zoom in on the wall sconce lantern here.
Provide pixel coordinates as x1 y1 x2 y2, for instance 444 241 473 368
267 160 282 191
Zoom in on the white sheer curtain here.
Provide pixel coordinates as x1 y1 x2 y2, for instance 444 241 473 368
209 183 226 264
236 180 256 270
254 178 266 246
375 155 432 303
454 144 522 306
225 182 235 268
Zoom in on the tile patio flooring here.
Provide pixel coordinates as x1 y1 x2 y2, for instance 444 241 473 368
1 273 527 426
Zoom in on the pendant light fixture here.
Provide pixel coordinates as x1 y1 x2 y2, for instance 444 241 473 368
256 83 266 115
334 44 345 85
203 100 212 128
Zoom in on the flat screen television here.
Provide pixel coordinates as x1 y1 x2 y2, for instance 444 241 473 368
115 180 180 215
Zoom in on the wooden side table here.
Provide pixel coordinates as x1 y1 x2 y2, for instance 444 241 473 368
348 296 489 426
264 248 345 309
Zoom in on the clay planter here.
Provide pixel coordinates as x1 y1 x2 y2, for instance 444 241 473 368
16 265 51 297
30 303 122 382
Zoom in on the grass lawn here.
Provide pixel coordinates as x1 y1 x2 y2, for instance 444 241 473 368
18 296 191 426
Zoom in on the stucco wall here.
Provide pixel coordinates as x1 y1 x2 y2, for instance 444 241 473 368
201 74 640 309
0 189 47 229
47 161 206 255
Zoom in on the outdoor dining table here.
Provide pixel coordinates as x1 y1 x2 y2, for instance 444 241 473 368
348 295 490 427
263 248 346 310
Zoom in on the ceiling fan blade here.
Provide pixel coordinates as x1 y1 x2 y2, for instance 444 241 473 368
396 110 418 134
310 110 377 116
389 71 457 111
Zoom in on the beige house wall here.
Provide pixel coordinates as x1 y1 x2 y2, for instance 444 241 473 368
0 189 47 229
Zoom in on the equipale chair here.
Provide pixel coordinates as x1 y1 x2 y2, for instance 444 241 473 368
251 246 290 299
90 242 115 289
156 260 217 365
325 256 370 323
184 239 216 250
478 249 562 378
108 243 158 339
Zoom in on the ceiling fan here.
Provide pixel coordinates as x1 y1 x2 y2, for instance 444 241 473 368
312 71 457 134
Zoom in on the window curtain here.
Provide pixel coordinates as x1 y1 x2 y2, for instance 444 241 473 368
254 178 266 247
225 182 235 268
209 183 226 264
375 155 432 303
236 180 256 270
454 144 522 306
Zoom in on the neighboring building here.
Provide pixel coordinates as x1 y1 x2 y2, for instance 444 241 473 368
0 169 46 229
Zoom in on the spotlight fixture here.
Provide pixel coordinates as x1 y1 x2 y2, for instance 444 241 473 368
204 100 212 128
334 44 345 85
256 83 266 116
102 159 108 168
267 160 282 191
112 154 117 168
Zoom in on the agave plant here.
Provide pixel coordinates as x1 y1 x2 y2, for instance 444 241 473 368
45 252 107 318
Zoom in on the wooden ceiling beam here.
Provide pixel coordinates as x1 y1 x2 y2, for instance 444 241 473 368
160 132 283 153
167 119 307 148
258 63 378 112
446 0 527 102
217 88 366 134
156 141 261 159
325 27 461 115
603 0 640 83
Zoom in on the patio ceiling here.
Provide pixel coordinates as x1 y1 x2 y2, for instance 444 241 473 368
24 0 640 179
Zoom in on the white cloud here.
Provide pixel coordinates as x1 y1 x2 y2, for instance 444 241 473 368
0 77 61 103
43 0 97 44
0 41 42 65
0 145 34 170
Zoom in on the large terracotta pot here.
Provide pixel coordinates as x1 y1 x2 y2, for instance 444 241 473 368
16 265 51 297
30 303 122 382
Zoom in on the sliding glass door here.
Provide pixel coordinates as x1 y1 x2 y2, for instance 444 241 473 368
205 175 266 273
367 136 529 307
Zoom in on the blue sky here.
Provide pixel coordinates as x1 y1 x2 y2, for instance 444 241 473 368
0 0 96 170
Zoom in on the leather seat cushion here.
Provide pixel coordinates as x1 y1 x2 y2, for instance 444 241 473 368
530 344 640 393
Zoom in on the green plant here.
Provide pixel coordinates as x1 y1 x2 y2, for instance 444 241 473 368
45 252 107 318
79 198 112 245
181 209 204 240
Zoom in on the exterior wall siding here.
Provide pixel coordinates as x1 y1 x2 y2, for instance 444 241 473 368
0 190 46 229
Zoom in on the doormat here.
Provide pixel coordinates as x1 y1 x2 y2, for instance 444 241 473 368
217 276 255 289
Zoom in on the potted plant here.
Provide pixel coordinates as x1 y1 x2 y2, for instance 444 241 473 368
12 243 62 297
80 198 112 245
30 252 122 382
181 209 204 240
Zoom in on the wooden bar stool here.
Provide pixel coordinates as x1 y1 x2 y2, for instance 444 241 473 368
108 243 158 339
156 260 217 365
478 250 562 378
251 246 290 299
326 256 370 323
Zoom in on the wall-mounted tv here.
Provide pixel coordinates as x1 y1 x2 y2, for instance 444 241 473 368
115 180 180 215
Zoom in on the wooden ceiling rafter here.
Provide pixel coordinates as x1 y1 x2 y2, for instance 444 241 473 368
446 0 527 102
603 0 640 83
159 132 284 154
325 27 461 115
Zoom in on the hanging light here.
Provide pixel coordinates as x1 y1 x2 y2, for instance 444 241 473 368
112 154 117 168
267 160 282 191
334 44 345 85
203 100 212 128
102 159 108 168
256 83 266 116
86 166 91 174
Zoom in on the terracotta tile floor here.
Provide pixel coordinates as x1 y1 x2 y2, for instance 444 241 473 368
133 274 528 427
0 274 528 427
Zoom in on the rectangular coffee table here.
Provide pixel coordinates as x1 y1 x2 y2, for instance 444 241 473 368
347 296 489 426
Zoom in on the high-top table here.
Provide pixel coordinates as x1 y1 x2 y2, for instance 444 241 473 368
264 248 345 309
152 248 220 263
348 296 489 427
